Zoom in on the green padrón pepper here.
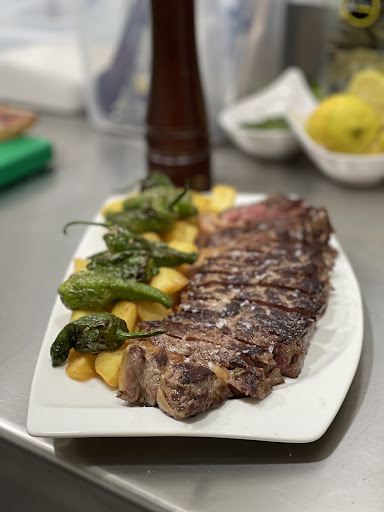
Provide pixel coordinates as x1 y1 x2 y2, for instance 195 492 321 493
122 186 197 219
58 271 173 310
102 226 198 266
87 250 157 282
50 312 167 366
105 205 177 233
64 222 198 274
141 171 174 190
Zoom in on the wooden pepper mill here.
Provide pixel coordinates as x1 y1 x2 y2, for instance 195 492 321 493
145 0 211 191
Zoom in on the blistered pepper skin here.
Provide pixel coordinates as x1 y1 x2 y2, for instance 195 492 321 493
122 186 197 219
50 312 166 366
87 250 157 282
103 228 197 267
105 205 176 233
58 271 173 311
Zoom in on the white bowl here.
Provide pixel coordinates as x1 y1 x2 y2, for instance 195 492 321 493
285 72 384 187
218 67 303 160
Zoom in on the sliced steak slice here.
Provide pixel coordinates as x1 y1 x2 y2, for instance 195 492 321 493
199 204 333 248
196 258 330 284
221 194 305 224
196 242 337 272
172 301 315 348
198 194 305 238
118 341 232 420
147 297 315 380
146 326 277 398
195 244 335 276
191 270 328 296
179 285 327 319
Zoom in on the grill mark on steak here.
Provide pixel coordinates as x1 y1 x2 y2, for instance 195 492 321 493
195 258 329 283
178 288 326 319
148 330 275 399
199 205 333 249
118 194 337 419
191 270 328 296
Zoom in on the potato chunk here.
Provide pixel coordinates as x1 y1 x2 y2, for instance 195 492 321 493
150 267 189 295
167 240 199 254
166 241 199 275
100 197 125 216
73 258 89 273
142 231 162 242
210 185 237 213
95 345 126 387
65 349 97 382
70 310 96 322
111 301 137 332
136 301 173 322
191 192 211 213
162 221 199 244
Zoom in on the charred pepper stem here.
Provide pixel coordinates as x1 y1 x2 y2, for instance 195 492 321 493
50 312 167 366
63 220 112 235
58 271 173 310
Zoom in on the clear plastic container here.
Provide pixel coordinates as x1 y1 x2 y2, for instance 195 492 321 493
76 0 287 142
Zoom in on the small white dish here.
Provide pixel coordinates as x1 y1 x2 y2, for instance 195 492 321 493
218 67 304 160
285 71 384 187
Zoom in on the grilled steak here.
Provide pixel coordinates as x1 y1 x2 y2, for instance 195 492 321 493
118 341 232 420
118 194 337 420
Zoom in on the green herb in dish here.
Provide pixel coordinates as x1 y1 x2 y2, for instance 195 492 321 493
240 118 290 130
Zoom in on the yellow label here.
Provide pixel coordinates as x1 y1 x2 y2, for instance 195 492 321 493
340 0 381 28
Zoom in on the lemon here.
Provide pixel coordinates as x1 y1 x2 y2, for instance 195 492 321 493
307 93 379 153
366 130 384 154
348 68 384 126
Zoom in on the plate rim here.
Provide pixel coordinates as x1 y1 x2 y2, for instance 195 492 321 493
27 193 363 442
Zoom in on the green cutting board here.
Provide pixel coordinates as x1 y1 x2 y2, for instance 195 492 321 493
0 136 53 187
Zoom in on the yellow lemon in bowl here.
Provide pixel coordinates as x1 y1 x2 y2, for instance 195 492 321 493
307 93 380 153
348 68 384 126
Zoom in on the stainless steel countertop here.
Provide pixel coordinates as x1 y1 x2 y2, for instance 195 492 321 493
0 114 383 511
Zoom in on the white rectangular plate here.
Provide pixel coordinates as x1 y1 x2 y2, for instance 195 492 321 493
27 194 363 442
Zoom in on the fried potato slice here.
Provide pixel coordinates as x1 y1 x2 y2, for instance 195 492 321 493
166 240 199 275
95 345 127 387
167 240 199 254
136 301 173 322
142 231 162 242
65 348 97 382
70 310 96 322
111 301 137 332
150 267 189 295
100 198 125 217
191 192 211 213
73 258 90 273
162 221 199 244
210 185 237 213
